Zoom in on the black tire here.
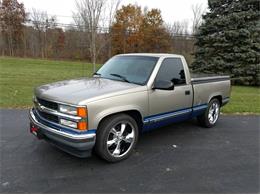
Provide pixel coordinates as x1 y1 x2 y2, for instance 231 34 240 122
197 98 220 128
95 114 139 162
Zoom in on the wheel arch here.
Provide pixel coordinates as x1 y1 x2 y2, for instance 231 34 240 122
95 109 144 133
208 94 223 106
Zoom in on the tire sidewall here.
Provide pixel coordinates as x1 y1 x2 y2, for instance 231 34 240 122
96 114 139 162
205 99 220 127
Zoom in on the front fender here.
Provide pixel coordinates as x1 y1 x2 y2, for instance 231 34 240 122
86 91 149 131
93 105 144 130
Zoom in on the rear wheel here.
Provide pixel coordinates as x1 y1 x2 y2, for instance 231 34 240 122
197 98 220 128
95 114 139 162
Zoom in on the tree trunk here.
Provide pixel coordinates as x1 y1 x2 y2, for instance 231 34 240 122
8 30 14 56
108 27 112 58
92 29 96 73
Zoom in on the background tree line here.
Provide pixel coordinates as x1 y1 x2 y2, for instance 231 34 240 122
0 0 259 85
0 0 198 66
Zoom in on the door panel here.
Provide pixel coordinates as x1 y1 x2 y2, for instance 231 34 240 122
148 84 193 115
144 57 193 130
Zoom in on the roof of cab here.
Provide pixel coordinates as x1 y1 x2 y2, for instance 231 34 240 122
116 53 183 58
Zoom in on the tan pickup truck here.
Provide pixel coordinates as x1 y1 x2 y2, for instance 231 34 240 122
29 53 231 162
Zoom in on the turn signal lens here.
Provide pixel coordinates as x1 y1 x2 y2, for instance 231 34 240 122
77 107 87 130
78 121 87 130
77 107 87 117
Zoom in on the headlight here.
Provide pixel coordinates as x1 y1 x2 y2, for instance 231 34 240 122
59 105 77 115
60 119 87 130
59 105 87 117
58 105 88 130
60 119 77 129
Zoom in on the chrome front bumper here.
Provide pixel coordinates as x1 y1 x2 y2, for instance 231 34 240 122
29 108 96 157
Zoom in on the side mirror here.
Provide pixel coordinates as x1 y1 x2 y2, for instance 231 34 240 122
93 72 101 77
152 80 174 90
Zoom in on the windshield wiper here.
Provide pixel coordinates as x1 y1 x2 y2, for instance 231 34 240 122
110 73 130 83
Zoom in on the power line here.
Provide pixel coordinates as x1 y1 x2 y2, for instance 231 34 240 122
26 11 113 22
24 20 194 38
27 12 194 38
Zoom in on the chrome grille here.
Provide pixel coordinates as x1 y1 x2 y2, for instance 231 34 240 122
37 97 58 110
34 97 81 131
37 109 59 123
35 97 59 124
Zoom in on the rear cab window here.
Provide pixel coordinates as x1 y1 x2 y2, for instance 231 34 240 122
155 58 186 85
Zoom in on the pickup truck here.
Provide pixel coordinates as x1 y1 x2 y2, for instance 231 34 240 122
29 53 231 162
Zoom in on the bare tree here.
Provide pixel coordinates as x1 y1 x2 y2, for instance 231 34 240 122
167 20 189 36
180 20 189 35
191 4 205 35
105 0 121 58
73 0 107 73
30 8 57 58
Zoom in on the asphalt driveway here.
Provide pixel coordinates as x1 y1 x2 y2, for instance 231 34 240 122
0 109 259 193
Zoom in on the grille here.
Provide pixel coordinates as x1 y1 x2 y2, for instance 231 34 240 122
37 109 59 123
37 97 58 110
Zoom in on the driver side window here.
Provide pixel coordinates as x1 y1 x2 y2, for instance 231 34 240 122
156 58 186 85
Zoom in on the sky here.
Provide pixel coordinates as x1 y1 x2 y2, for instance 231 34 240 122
19 0 208 28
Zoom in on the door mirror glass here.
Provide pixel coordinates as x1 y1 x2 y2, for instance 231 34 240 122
153 80 174 90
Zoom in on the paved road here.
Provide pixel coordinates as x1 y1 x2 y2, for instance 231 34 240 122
0 109 259 193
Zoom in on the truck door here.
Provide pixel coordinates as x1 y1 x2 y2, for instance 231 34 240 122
146 58 193 127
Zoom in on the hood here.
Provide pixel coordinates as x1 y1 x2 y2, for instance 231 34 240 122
35 77 145 105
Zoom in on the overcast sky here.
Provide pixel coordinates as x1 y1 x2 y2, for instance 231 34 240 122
19 0 208 26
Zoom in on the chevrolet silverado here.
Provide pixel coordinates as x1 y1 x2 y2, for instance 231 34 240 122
29 53 231 162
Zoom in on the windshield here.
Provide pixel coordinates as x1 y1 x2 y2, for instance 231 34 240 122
96 56 159 85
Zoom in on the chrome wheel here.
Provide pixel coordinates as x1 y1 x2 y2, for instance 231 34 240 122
208 101 220 125
106 122 135 158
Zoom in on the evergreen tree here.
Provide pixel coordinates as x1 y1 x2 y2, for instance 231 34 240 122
192 0 260 86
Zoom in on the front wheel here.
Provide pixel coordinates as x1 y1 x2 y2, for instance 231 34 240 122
95 114 139 162
197 98 220 128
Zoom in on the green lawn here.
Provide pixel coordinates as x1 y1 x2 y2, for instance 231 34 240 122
221 86 260 114
0 57 101 108
0 57 259 114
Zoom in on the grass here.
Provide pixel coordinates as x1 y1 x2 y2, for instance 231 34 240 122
0 57 101 108
0 57 259 114
221 86 260 114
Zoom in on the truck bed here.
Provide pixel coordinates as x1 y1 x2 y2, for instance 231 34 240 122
190 73 231 108
191 73 230 84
